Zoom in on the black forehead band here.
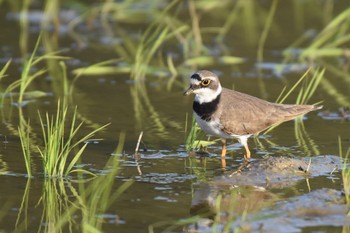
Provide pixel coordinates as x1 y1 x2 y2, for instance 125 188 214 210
190 73 201 81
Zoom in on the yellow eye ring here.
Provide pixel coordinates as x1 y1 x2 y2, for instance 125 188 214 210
201 79 211 86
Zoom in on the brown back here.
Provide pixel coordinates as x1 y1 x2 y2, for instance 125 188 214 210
216 88 321 135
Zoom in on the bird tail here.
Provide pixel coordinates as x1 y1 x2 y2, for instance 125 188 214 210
278 104 322 122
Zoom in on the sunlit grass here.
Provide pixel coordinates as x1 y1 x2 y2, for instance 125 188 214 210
282 5 350 108
301 7 350 60
283 7 350 60
262 68 324 156
295 69 324 106
18 99 109 178
69 0 250 80
274 67 323 106
7 35 66 178
2 35 68 108
18 121 32 177
3 34 45 107
15 133 132 233
0 35 107 179
36 101 109 178
263 67 323 134
0 60 11 83
55 133 133 233
185 114 200 151
185 114 216 151
290 68 324 156
257 0 278 64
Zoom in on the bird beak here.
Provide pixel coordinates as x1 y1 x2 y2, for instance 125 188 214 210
183 87 194 96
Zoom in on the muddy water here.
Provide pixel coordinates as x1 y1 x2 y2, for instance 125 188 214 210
1 1 350 233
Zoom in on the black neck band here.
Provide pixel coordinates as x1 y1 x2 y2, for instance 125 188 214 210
193 94 221 121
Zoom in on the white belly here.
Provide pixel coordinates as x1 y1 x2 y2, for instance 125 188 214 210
194 112 252 145
194 112 231 139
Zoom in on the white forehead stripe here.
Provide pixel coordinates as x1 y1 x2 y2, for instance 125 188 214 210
191 75 217 81
190 75 218 87
204 75 218 81
190 79 201 85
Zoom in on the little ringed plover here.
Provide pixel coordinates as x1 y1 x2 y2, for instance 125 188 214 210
184 70 322 161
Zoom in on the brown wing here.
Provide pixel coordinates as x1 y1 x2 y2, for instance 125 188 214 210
217 88 321 135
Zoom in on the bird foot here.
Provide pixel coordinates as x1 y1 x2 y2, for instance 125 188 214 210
229 160 250 177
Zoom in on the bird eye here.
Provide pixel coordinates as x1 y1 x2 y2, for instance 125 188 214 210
201 79 211 86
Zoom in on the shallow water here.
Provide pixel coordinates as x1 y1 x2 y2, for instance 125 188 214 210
1 1 350 233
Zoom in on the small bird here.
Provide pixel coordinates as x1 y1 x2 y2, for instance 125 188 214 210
184 70 322 161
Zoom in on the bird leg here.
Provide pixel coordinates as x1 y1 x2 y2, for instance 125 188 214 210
243 144 251 161
221 139 227 158
221 139 227 168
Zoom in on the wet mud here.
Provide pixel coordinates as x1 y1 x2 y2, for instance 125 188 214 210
190 155 348 232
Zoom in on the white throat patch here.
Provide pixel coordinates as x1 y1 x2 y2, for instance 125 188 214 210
194 85 222 104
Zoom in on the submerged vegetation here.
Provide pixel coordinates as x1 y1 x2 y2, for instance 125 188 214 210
0 0 350 232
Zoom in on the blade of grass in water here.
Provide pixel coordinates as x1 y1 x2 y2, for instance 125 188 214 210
0 60 11 82
18 123 32 177
257 0 278 63
53 133 132 232
275 68 311 104
265 68 323 135
185 115 215 151
339 137 350 206
184 56 245 66
37 101 109 178
296 68 324 105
